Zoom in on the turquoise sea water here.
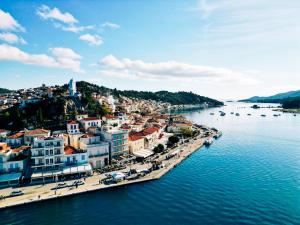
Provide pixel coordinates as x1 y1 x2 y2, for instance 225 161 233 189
1 102 300 225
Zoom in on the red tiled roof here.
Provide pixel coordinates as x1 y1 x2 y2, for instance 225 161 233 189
67 120 78 124
129 135 143 141
64 146 85 155
81 117 101 121
105 115 118 119
7 132 24 139
12 146 30 153
132 127 159 137
25 128 50 136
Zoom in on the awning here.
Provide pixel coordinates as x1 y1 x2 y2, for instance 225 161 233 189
31 163 92 178
133 149 154 158
0 173 21 182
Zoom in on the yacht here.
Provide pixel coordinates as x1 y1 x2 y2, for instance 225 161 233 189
261 114 266 117
210 112 215 115
235 113 240 116
220 112 226 116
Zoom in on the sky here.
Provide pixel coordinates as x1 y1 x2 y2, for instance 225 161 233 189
0 0 299 100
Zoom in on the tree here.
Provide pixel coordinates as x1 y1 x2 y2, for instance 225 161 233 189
180 128 193 137
167 135 179 147
153 144 165 153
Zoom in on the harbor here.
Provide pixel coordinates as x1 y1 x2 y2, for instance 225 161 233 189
0 130 216 209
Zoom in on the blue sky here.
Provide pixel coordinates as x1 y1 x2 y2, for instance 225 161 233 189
0 0 299 99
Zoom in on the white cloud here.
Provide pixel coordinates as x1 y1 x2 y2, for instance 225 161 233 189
61 24 95 33
102 22 120 29
0 9 25 31
191 0 300 45
50 47 81 59
99 55 257 84
0 44 83 73
79 34 103 46
37 5 78 24
0 32 26 44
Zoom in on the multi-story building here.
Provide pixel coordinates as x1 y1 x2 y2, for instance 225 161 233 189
64 146 88 166
0 143 30 174
79 117 102 131
31 137 64 171
79 134 109 168
100 129 129 158
6 132 24 148
128 135 144 154
24 128 50 145
132 127 160 149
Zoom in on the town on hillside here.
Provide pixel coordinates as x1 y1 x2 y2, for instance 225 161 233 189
0 79 220 204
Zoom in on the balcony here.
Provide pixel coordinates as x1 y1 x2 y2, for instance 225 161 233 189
89 152 109 158
32 153 44 157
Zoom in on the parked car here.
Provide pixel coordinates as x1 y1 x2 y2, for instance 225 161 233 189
9 190 24 197
51 182 68 190
71 180 85 187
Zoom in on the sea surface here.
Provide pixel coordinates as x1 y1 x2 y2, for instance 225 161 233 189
1 102 300 225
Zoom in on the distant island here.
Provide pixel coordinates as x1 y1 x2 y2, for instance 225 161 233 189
240 89 300 113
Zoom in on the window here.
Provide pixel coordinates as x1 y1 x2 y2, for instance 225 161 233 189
50 158 53 164
50 150 53 155
46 159 49 164
46 150 49 155
81 155 85 160
15 163 19 168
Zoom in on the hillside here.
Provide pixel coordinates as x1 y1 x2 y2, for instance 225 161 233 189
0 88 12 94
240 90 300 103
76 81 223 107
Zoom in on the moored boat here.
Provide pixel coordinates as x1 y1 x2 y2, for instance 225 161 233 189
204 138 213 146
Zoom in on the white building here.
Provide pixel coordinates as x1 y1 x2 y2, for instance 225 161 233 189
67 121 80 134
79 134 109 168
24 128 50 145
0 143 30 174
79 117 101 131
100 129 129 158
64 146 88 166
31 137 64 171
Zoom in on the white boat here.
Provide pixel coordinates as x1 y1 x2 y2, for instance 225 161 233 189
214 131 222 139
204 138 213 146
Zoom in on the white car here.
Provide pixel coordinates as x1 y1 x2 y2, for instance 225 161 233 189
9 190 24 197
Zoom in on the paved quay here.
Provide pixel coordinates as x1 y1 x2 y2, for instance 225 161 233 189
0 137 206 209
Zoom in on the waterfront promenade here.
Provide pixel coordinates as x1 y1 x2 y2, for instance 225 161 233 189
0 137 206 209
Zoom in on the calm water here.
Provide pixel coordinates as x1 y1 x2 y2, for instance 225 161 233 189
1 102 300 225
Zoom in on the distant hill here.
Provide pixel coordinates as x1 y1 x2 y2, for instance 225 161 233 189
0 88 12 94
240 90 300 103
76 81 224 107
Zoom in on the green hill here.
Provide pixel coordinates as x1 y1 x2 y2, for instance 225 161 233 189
0 88 12 94
240 90 300 103
76 81 223 107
